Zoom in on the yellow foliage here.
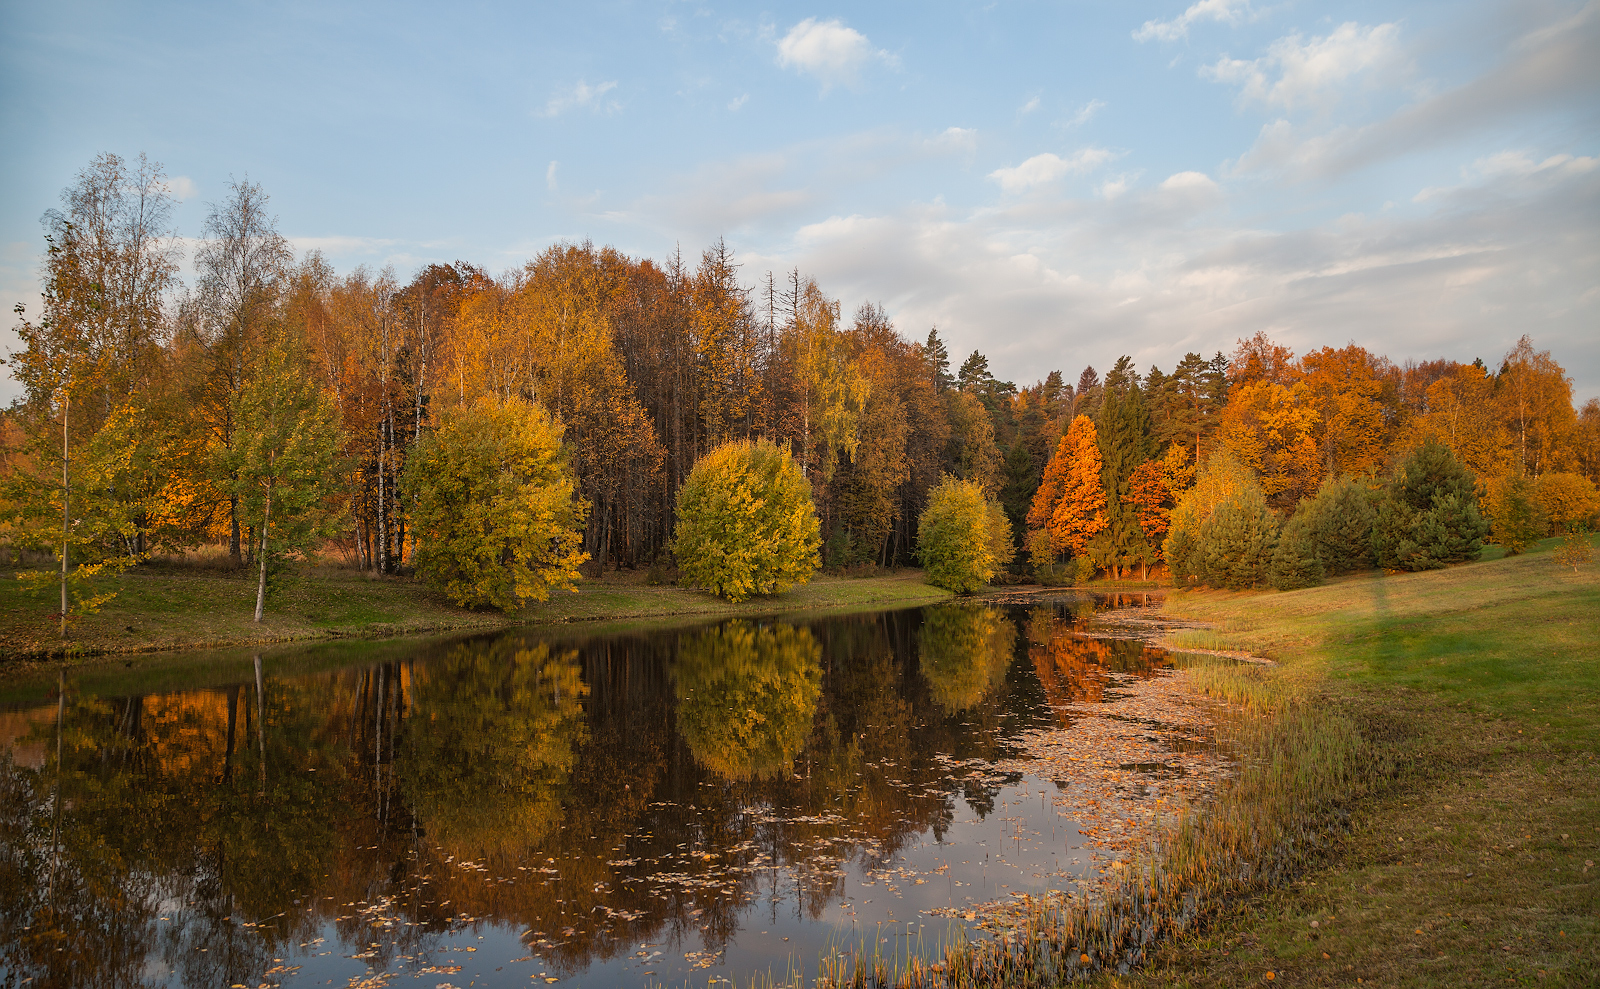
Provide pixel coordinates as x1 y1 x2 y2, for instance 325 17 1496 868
1219 380 1321 506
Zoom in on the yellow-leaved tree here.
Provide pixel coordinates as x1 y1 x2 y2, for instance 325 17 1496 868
402 394 589 612
916 475 1013 593
918 604 1016 712
672 621 823 781
673 437 821 602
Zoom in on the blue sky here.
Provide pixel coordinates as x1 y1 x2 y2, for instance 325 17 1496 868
3 0 1596 402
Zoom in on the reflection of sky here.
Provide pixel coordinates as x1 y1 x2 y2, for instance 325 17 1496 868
172 774 1096 989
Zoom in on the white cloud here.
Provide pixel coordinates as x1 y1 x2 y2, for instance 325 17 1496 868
743 152 1598 401
1062 99 1105 128
925 126 977 154
1204 22 1403 111
1134 0 1252 43
288 235 401 256
728 93 749 111
1160 170 1220 194
538 79 619 118
1229 4 1598 180
988 148 1117 193
1018 96 1040 115
546 161 559 191
167 176 198 201
775 18 894 90
627 127 989 239
1415 150 1599 201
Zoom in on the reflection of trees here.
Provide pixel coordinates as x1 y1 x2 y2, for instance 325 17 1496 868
1027 607 1167 713
673 622 822 781
1 600 1134 987
0 674 347 989
917 604 1018 713
397 641 587 858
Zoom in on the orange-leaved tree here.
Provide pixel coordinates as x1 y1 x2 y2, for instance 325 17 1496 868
1048 415 1107 556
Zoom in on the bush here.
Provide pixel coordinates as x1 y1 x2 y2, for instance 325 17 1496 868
673 438 821 602
403 395 589 612
917 475 1013 593
1372 440 1490 570
1482 473 1543 554
1532 473 1600 535
1196 487 1280 589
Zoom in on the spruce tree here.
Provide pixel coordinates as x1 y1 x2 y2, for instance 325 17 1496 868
1197 488 1280 589
1304 476 1378 574
1371 439 1490 570
1095 359 1156 578
1270 508 1325 590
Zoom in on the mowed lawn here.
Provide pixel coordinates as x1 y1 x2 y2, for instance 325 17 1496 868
1126 536 1599 988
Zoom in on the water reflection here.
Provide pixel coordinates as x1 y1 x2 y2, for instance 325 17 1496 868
401 642 587 853
673 621 822 781
918 604 1017 713
0 594 1176 989
1027 607 1168 713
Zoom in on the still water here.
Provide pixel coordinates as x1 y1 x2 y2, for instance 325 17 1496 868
0 594 1179 989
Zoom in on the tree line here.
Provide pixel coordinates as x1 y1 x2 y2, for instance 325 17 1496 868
4 154 1598 611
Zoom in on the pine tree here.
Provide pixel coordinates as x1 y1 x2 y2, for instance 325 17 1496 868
998 438 1037 551
1302 476 1378 574
1270 508 1325 590
1197 487 1280 589
1372 439 1490 570
924 327 953 393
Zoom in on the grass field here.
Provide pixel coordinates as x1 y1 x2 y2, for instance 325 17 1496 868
0 561 950 672
1119 535 1600 988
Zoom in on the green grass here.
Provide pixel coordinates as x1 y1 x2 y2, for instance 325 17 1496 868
1114 535 1600 988
0 562 950 676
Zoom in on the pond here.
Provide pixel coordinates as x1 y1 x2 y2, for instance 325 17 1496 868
0 592 1226 989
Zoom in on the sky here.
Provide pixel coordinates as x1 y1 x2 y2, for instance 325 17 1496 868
2 0 1597 404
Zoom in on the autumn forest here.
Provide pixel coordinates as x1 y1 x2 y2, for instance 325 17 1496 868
5 155 1599 607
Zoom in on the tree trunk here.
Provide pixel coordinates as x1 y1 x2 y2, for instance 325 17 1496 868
61 388 69 638
229 496 242 567
254 484 271 622
377 432 388 575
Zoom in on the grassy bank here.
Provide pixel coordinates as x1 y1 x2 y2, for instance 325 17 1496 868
1117 537 1600 987
804 538 1596 989
0 563 950 672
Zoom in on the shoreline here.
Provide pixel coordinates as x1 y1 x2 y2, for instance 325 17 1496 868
0 566 953 682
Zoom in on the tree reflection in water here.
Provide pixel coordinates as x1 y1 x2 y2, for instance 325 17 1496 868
1027 605 1168 715
0 595 1164 988
399 641 587 855
918 603 1018 713
673 621 822 781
